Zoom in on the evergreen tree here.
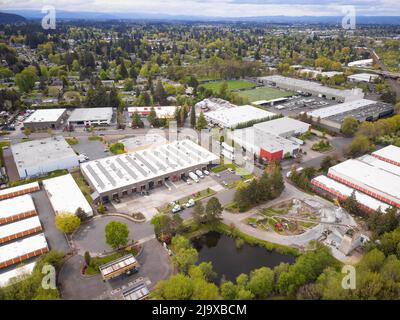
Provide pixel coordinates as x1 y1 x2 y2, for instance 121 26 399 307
190 105 196 128
196 111 208 130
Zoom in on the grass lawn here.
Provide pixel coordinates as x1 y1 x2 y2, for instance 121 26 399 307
237 87 294 102
88 135 103 142
200 80 255 93
72 172 93 203
85 247 138 275
0 140 10 167
65 137 79 145
158 188 216 214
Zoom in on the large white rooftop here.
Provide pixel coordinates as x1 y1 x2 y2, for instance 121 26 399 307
0 233 48 267
24 108 66 123
348 59 373 67
329 159 400 201
68 107 113 122
253 116 310 136
0 261 36 287
205 105 276 128
308 99 375 119
0 216 42 241
0 195 36 223
372 145 400 166
43 174 93 217
312 175 391 212
128 106 177 118
347 73 379 82
81 139 219 194
11 136 79 177
259 75 362 99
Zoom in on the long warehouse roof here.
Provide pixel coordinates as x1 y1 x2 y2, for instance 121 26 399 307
43 174 93 216
259 75 361 98
205 105 276 128
0 182 40 199
360 155 400 177
0 262 36 287
0 195 36 223
372 145 400 166
0 216 42 241
0 233 48 266
312 175 391 212
308 99 375 119
329 159 400 200
81 139 219 193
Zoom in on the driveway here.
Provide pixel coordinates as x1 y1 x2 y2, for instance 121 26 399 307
31 190 70 252
59 239 172 300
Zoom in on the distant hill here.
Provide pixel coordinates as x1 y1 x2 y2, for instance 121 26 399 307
2 10 400 25
0 11 26 23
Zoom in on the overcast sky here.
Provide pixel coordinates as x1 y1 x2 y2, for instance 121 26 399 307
1 0 400 17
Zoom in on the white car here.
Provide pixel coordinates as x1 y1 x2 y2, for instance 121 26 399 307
171 204 182 214
185 199 195 208
203 170 210 176
195 170 204 178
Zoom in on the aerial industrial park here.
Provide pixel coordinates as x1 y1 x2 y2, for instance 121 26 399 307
0 0 400 304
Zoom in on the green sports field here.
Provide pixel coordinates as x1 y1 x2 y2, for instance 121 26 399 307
237 87 294 102
200 80 256 93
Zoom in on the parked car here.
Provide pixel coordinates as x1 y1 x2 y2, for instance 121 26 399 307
171 204 182 214
195 169 204 178
203 170 210 176
185 199 195 208
227 168 235 173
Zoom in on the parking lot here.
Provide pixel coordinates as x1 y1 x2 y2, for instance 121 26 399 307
110 175 225 220
271 96 336 116
71 136 111 160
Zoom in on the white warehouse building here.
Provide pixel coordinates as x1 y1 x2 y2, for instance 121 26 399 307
68 107 113 126
43 174 93 217
204 105 276 129
11 136 79 179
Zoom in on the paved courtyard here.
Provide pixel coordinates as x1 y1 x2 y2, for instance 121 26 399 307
111 176 225 220
72 215 154 256
59 238 172 300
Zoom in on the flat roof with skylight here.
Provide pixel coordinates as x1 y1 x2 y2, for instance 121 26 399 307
81 139 219 195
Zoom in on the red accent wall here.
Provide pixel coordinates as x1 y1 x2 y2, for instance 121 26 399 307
260 148 283 161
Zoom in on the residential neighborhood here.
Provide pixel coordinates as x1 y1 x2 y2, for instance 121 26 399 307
0 0 400 305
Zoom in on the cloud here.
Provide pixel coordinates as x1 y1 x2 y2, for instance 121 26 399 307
1 0 399 16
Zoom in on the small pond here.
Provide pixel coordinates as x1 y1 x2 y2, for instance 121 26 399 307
191 231 296 284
